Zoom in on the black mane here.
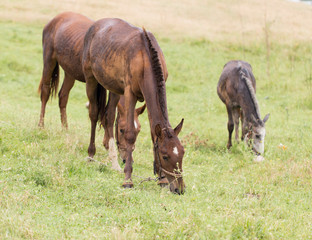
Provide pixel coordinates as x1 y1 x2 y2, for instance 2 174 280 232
142 28 168 122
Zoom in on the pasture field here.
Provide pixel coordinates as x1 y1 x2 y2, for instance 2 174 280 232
1 0 312 239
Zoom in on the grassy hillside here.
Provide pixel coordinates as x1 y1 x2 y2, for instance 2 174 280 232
1 1 312 239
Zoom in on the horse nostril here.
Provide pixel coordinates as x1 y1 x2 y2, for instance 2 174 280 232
122 159 126 164
174 188 181 195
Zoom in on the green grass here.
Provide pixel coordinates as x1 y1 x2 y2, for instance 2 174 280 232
1 20 312 239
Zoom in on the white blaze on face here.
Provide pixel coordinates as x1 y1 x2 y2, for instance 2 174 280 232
173 147 179 156
260 128 266 140
134 120 138 130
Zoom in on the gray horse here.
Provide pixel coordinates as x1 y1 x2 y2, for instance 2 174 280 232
217 60 269 156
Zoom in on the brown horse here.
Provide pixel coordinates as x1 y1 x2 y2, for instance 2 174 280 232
114 94 146 163
38 12 93 129
217 60 269 155
87 92 146 170
37 12 145 171
82 18 185 194
102 92 146 167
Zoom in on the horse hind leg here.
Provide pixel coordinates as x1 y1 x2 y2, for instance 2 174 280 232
38 50 58 128
58 73 75 129
102 92 119 149
240 110 245 141
233 107 240 143
102 92 121 172
226 105 234 149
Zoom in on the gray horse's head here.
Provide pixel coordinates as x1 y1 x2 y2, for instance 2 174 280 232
245 114 270 155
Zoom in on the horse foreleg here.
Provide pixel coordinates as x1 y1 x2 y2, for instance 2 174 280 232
103 92 121 171
122 87 137 188
102 92 119 149
58 73 75 129
226 105 234 149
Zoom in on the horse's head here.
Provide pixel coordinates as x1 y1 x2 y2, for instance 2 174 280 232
116 103 146 163
245 114 270 155
154 119 185 195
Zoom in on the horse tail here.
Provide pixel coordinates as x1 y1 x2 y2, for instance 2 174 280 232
238 65 261 119
142 27 168 122
96 83 107 126
37 62 60 99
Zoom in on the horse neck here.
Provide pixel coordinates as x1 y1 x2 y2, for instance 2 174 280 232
141 28 170 139
237 68 260 122
240 85 260 123
140 75 170 138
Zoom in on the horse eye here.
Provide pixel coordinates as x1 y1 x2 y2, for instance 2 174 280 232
255 134 261 139
163 156 169 161
120 129 125 134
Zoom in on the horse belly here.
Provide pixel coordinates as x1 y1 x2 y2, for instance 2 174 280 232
58 57 85 81
93 64 125 94
54 25 88 81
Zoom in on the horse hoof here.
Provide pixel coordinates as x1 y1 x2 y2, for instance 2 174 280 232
122 182 134 188
86 156 95 162
254 155 265 162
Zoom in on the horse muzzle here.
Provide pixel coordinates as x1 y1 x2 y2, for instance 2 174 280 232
169 178 185 195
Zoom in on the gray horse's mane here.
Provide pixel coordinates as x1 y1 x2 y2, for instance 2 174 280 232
238 63 261 120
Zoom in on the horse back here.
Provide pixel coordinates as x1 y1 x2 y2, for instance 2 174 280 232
217 60 256 107
43 12 94 81
83 18 167 98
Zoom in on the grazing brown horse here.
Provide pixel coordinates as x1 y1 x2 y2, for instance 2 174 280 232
114 95 146 163
217 60 269 155
88 93 146 170
38 12 93 129
82 18 185 194
37 12 145 171
100 92 145 167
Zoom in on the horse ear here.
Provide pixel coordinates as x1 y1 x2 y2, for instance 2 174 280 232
174 118 184 136
117 102 125 117
155 124 164 140
263 113 270 123
136 104 146 116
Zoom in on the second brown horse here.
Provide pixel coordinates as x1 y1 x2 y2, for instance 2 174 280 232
37 12 145 171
